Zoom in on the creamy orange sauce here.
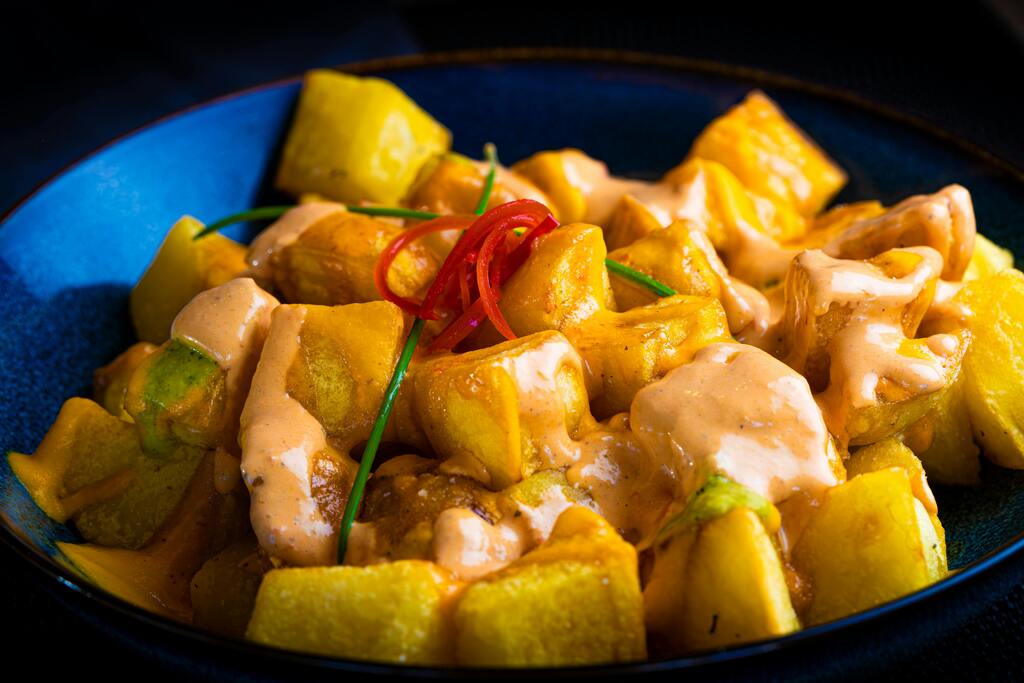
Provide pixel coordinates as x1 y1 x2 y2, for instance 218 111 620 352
431 508 525 580
777 248 960 443
246 202 347 281
630 342 841 504
239 305 338 566
823 184 976 280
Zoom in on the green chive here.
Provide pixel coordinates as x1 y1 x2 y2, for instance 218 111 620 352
193 205 442 240
605 259 678 297
474 143 498 216
193 206 294 240
336 316 425 563
335 144 501 563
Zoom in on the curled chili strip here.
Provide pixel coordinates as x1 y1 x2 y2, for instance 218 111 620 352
373 214 473 314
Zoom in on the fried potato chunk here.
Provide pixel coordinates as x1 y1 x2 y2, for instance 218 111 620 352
406 152 551 217
964 233 1014 280
688 90 847 216
453 507 645 666
406 331 590 489
955 269 1024 467
126 278 278 458
793 468 947 626
902 372 980 486
570 295 730 417
247 560 458 664
240 302 404 565
191 538 270 637
275 70 451 205
130 215 248 343
824 185 976 280
273 210 441 306
8 398 203 549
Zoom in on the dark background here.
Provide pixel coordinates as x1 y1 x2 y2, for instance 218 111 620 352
2 1 1023 679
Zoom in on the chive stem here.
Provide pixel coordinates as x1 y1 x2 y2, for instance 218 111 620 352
193 206 294 240
605 259 678 297
474 143 498 216
336 317 425 563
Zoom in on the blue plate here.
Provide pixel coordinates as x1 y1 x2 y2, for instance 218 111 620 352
2 50 1024 678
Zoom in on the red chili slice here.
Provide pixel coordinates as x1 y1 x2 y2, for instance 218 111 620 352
373 214 473 314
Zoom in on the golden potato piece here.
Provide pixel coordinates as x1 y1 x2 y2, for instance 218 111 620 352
680 508 799 650
907 372 980 485
494 223 615 338
956 269 1024 467
247 560 457 664
408 331 590 489
130 215 247 343
406 152 550 217
57 450 249 621
793 469 947 626
689 90 846 216
847 438 937 514
191 538 272 637
824 185 976 280
607 221 721 310
273 210 440 306
275 70 450 205
569 295 731 417
8 398 203 549
799 200 886 249
964 233 1014 281
511 149 593 223
286 301 407 451
93 342 158 418
454 507 645 666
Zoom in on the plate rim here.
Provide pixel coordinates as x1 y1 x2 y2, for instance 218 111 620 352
2 47 1023 675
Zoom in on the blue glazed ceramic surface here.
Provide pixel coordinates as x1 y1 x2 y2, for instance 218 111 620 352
1 52 1023 675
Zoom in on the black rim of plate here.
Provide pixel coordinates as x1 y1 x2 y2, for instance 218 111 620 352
2 47 1024 676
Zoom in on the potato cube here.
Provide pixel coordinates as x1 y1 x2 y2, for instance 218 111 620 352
191 538 271 637
680 508 799 650
454 507 645 666
93 342 158 417
964 233 1014 281
607 221 722 310
793 469 947 626
246 560 457 664
406 152 550 217
492 223 615 339
644 477 793 652
8 398 203 548
956 269 1024 467
907 372 980 485
824 185 976 280
285 301 407 451
57 450 249 621
689 90 846 216
131 216 248 343
275 70 451 205
511 149 594 223
273 210 440 306
847 438 937 514
569 295 731 417
409 331 590 489
126 338 226 457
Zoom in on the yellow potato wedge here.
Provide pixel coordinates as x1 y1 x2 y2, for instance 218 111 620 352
956 269 1024 467
454 507 645 666
688 90 846 216
130 215 247 343
964 233 1014 281
793 468 947 626
275 70 450 205
247 560 458 664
